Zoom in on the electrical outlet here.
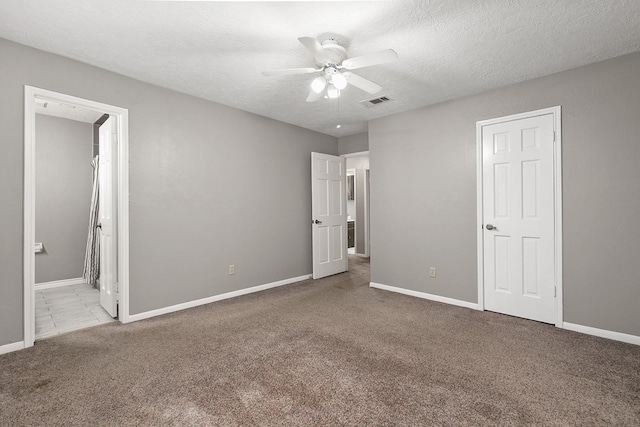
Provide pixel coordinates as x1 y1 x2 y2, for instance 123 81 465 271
229 264 235 275
429 267 436 278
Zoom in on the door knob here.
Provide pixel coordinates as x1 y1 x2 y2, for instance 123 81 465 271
96 223 102 229
485 224 496 230
313 220 322 224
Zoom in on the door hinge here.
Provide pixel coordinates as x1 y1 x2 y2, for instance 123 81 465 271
553 131 556 142
554 285 557 298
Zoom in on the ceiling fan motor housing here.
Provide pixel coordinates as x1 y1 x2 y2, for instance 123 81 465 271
323 66 338 78
317 39 348 67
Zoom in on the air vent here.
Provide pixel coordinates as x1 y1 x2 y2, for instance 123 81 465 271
360 96 393 108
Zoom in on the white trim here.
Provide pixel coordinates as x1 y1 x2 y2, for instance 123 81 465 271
341 150 369 158
117 109 131 324
35 277 85 290
128 274 312 322
0 341 25 355
24 87 36 350
370 282 480 311
344 165 371 257
553 109 563 328
364 168 370 257
476 106 563 327
24 86 131 349
348 168 357 255
563 322 640 346
371 283 639 347
475 121 484 311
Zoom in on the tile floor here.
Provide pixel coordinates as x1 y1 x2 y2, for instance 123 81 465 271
35 283 115 340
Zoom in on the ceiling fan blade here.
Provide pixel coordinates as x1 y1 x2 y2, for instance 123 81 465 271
262 68 320 76
298 36 331 64
341 49 398 70
343 72 382 94
306 89 324 103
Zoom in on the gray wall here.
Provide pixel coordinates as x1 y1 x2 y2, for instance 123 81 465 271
0 38 337 346
346 156 370 255
338 132 368 155
370 51 640 337
35 114 93 283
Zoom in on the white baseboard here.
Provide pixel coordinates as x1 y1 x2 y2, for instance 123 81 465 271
128 274 312 322
369 282 479 310
368 283 639 346
0 341 25 355
35 277 85 290
562 322 640 346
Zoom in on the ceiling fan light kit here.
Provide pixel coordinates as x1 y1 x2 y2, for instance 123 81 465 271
263 36 397 103
311 76 327 93
332 72 347 90
327 85 340 99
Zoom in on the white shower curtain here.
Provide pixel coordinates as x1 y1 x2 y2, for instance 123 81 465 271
83 155 100 287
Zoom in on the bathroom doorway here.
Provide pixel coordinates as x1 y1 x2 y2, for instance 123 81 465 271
33 110 112 339
24 86 130 348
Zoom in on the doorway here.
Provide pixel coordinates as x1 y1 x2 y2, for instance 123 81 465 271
476 106 562 326
342 152 370 258
33 110 113 338
346 169 356 254
24 86 131 348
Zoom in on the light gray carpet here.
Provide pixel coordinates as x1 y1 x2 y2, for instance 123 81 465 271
1 256 639 426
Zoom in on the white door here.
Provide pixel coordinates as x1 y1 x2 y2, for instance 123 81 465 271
312 152 347 279
482 113 556 323
99 116 118 317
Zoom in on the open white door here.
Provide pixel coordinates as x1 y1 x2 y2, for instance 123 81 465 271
98 116 118 317
312 152 347 279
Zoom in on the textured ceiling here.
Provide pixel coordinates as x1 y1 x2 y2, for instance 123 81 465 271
1 1 639 137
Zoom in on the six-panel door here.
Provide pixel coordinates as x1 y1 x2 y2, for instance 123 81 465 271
482 114 556 323
311 152 347 279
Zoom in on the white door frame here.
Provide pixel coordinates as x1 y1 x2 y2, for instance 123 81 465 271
341 151 371 257
476 106 563 327
364 168 370 257
346 168 356 254
23 86 131 348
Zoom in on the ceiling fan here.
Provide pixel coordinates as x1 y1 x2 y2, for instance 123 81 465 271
262 37 397 102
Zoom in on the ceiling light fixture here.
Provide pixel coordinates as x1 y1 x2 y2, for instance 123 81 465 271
332 72 347 90
327 84 340 99
311 76 327 94
336 124 341 128
262 36 398 104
